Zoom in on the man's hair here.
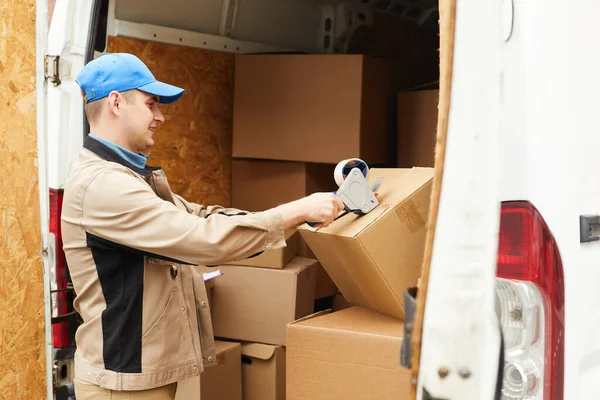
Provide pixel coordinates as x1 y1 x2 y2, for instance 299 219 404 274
82 90 137 124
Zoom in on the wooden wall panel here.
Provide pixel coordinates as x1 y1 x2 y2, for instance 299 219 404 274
0 0 46 399
107 36 234 207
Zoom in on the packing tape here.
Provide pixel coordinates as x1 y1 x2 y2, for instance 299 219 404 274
333 158 369 187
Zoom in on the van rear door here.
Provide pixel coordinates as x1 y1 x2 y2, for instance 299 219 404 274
411 0 504 398
42 0 95 396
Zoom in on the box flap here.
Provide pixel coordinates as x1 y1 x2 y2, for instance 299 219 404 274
299 168 434 237
287 310 331 327
215 340 241 355
241 343 278 360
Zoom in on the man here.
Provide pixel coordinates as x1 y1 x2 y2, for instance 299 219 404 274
62 53 343 400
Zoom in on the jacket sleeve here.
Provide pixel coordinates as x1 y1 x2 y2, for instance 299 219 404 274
80 168 286 266
173 194 251 218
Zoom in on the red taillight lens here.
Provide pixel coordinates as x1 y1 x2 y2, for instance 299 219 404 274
497 201 564 400
49 188 70 348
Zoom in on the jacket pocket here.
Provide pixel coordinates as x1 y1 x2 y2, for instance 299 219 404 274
141 290 174 343
141 289 195 371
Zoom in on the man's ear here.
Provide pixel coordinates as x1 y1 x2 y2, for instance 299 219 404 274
107 91 121 116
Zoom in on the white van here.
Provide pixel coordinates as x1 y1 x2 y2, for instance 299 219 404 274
37 0 600 399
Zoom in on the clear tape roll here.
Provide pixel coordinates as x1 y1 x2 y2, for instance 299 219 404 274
334 158 369 187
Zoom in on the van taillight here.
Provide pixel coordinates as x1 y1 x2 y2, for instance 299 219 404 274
49 188 70 348
496 201 564 400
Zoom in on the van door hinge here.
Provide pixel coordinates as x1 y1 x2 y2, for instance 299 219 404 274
580 214 600 243
44 55 61 85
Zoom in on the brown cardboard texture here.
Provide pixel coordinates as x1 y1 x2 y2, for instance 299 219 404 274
331 292 353 312
315 264 337 299
232 159 337 212
223 229 299 269
298 168 433 319
286 307 409 400
175 340 242 400
241 343 286 400
397 90 439 168
232 54 393 164
210 257 318 345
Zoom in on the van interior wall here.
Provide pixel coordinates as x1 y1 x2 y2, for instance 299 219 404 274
107 36 234 207
0 0 46 398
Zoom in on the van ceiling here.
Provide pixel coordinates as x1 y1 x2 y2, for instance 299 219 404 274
114 0 438 53
114 0 327 52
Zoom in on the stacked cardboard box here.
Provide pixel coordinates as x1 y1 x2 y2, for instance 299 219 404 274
286 307 410 400
180 55 437 400
286 167 433 399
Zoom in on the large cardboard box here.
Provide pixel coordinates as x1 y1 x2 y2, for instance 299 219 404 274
298 168 433 319
397 90 439 168
241 343 286 400
232 54 393 164
232 159 337 212
175 340 242 400
286 307 409 400
210 257 318 345
223 229 299 269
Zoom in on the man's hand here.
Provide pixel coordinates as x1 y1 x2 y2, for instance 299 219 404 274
272 192 345 230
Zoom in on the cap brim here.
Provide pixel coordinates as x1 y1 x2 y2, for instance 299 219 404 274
138 80 184 104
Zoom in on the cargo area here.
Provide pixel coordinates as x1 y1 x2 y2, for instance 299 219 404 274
53 0 443 398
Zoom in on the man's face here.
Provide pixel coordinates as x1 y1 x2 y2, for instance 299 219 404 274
119 90 164 153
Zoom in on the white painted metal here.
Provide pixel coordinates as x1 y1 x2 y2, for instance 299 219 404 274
531 1 600 398
115 0 224 36
36 1 54 398
416 0 502 398
107 0 297 54
46 0 93 190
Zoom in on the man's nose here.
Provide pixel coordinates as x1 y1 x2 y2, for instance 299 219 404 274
154 107 165 123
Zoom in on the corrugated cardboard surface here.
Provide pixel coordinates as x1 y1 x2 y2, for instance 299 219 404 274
397 90 439 168
286 307 409 400
241 343 286 400
232 54 393 164
224 230 299 269
232 159 336 211
298 168 433 319
210 257 318 345
175 340 242 400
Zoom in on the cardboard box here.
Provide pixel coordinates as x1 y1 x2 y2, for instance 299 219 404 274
175 340 242 400
286 307 409 400
331 292 353 312
232 54 394 164
223 230 299 269
232 159 337 212
210 257 318 345
298 168 433 319
241 343 286 400
314 265 337 300
397 90 439 168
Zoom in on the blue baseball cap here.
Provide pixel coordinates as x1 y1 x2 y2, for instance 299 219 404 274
76 53 184 104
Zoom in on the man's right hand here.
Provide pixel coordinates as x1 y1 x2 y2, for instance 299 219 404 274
272 192 345 230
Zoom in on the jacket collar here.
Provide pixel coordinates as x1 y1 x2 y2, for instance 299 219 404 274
84 135 161 177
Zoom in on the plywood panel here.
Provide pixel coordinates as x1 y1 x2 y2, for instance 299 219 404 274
107 36 234 207
0 0 46 399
